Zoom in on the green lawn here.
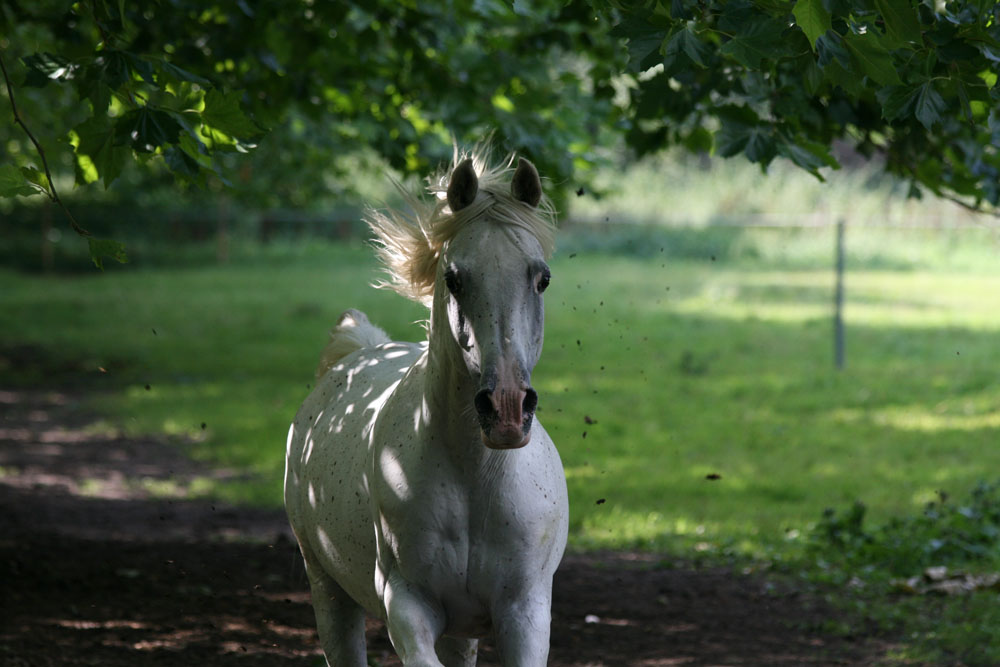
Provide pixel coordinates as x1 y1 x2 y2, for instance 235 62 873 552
2 231 997 560
545 257 1000 553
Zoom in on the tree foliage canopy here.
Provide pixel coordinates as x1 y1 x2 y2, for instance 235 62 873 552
610 0 1000 208
1 0 998 264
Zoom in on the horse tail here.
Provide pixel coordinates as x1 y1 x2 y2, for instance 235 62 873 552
315 308 391 379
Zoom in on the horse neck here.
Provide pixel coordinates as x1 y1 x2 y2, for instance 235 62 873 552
421 295 490 469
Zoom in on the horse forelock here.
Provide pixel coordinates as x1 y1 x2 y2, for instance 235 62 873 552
366 146 557 307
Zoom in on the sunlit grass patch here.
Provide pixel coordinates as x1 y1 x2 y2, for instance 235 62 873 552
835 403 1000 433
576 506 713 550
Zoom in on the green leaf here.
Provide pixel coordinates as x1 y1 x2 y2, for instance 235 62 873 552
876 82 946 129
956 81 973 123
164 145 211 189
612 13 671 73
99 51 132 88
87 237 129 270
114 108 184 153
123 52 156 84
165 146 202 179
74 116 129 188
681 126 713 153
815 32 851 69
803 59 824 96
154 59 211 87
166 119 215 186
792 0 831 50
0 164 39 197
778 137 839 176
664 24 711 69
201 89 262 138
876 85 919 122
874 0 922 46
21 52 76 87
720 18 789 69
744 126 776 165
843 31 902 86
823 60 863 96
20 166 50 193
177 128 211 162
714 106 761 157
71 62 113 115
914 82 946 130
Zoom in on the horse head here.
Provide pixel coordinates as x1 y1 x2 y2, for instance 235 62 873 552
439 157 550 449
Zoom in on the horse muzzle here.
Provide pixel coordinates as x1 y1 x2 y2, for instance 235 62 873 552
474 385 537 449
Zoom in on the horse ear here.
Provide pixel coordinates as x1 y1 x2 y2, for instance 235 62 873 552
447 158 479 212
511 158 542 207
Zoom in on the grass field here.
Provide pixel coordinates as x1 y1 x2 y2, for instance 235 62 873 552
2 225 998 559
4 151 999 662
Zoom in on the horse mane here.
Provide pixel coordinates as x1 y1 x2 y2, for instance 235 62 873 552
366 145 557 306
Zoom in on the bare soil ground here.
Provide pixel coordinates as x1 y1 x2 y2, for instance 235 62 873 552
0 388 892 666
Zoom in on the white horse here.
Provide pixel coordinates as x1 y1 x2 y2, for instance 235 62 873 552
284 149 569 666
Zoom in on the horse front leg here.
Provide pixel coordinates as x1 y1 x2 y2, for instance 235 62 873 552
492 586 554 667
382 569 448 667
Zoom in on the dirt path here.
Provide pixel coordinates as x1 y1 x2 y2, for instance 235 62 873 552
0 389 890 666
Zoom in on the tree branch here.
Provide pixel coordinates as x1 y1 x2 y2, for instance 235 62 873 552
0 49 90 237
938 192 1000 220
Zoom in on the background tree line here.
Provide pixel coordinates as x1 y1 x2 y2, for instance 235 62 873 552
1 0 997 266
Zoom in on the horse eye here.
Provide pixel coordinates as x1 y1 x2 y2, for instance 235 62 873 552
444 268 462 296
536 269 551 294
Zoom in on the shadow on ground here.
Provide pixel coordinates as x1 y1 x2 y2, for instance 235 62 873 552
0 389 889 666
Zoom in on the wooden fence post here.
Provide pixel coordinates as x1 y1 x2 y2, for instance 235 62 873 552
834 218 846 370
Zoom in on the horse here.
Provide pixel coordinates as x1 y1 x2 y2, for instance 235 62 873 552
284 148 569 666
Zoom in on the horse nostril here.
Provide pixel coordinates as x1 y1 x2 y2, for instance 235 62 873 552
522 388 538 415
474 389 494 419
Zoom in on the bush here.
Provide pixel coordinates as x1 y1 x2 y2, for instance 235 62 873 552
809 482 1000 579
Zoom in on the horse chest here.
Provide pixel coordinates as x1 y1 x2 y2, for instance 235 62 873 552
376 459 477 562
373 450 530 590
